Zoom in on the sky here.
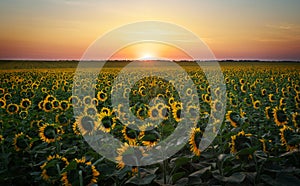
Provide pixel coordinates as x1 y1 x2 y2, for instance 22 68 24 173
0 0 300 61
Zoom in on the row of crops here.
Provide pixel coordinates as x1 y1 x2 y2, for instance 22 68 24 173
0 62 299 185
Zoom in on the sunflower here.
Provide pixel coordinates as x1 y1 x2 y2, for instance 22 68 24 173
189 128 202 156
259 138 272 153
0 98 6 109
261 89 267 96
13 132 32 151
204 94 211 103
6 103 19 115
240 84 247 93
273 107 288 126
19 110 28 119
116 143 147 169
148 106 160 120
40 154 69 184
82 95 92 105
39 124 64 143
52 99 60 109
59 100 70 111
55 114 70 126
239 78 245 84
98 111 116 133
42 101 53 112
253 100 261 110
159 104 170 120
229 97 238 108
136 106 149 120
172 106 182 123
186 105 200 121
91 98 98 106
279 125 298 151
68 95 81 107
45 94 56 102
97 90 108 102
265 106 273 120
230 130 252 156
268 94 276 103
226 111 240 128
61 157 100 186
168 97 175 106
84 105 98 117
75 114 98 136
0 87 4 95
122 123 144 145
292 112 300 129
279 97 286 108
140 123 160 147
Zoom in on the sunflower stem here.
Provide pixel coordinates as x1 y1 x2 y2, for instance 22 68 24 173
163 159 167 184
79 170 83 186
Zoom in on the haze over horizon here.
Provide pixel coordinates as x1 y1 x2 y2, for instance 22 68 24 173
0 0 300 61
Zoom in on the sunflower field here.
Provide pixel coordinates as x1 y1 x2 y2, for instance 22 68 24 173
0 61 299 185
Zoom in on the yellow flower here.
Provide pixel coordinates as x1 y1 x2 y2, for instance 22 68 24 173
97 90 108 102
98 111 116 133
6 103 19 114
75 114 98 136
61 157 100 186
279 125 298 151
273 107 288 126
253 100 261 110
226 111 239 128
39 124 64 143
292 112 300 129
40 154 69 184
140 123 160 148
116 143 147 169
13 132 32 151
230 130 252 157
189 128 202 156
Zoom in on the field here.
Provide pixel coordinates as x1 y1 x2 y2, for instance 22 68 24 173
0 61 300 185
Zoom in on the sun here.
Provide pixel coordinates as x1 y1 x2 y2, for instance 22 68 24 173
139 53 155 60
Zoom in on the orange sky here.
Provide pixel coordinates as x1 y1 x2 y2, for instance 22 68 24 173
0 0 300 60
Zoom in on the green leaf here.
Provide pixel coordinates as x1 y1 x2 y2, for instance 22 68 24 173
213 172 246 183
175 177 188 186
172 172 186 184
171 156 190 168
236 147 257 156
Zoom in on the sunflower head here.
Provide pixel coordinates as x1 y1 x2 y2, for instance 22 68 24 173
253 100 261 110
226 111 240 128
61 157 100 186
98 111 116 133
140 123 160 148
280 125 298 151
189 128 202 156
75 114 98 136
7 103 19 114
39 124 64 143
230 131 252 159
13 132 32 152
40 154 69 184
292 112 300 129
116 143 147 169
273 107 288 126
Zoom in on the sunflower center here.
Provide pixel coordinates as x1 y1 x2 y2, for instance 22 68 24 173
102 116 112 129
276 110 287 122
81 116 95 132
44 126 56 139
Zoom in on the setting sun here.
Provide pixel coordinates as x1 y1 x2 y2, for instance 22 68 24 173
110 42 192 60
